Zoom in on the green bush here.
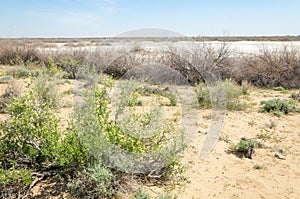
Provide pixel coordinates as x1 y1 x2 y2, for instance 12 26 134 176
56 57 82 79
261 98 300 116
0 167 33 198
55 122 92 167
0 90 60 165
74 76 185 177
273 86 288 93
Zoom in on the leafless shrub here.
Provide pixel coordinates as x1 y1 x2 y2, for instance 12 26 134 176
104 48 202 85
237 45 300 88
0 40 41 65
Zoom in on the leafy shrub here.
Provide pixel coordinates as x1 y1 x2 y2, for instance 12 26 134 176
44 56 61 75
74 74 185 177
0 90 60 165
0 167 33 198
56 56 83 79
55 122 93 167
261 98 300 116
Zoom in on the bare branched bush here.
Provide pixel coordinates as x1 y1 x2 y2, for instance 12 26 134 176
0 40 41 66
104 48 202 85
237 45 300 88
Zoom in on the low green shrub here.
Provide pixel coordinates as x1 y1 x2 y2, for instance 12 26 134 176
56 56 82 79
0 90 60 165
261 98 300 116
130 188 150 199
229 138 259 159
273 86 288 93
0 167 33 198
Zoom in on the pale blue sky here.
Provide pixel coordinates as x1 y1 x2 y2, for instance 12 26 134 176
0 0 299 38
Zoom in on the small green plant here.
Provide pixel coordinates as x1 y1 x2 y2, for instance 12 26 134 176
273 86 288 93
253 164 264 170
229 138 259 159
63 89 73 95
0 89 60 165
138 86 177 106
130 188 150 199
260 98 300 116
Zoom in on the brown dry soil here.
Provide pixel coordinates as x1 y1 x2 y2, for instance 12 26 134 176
1 79 299 199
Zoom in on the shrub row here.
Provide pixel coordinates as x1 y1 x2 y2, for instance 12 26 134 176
1 40 300 88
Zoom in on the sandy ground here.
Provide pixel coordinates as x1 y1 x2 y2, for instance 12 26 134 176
1 78 299 199
169 87 300 199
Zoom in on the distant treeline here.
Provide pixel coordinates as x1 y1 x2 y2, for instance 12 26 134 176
193 36 300 42
1 36 300 44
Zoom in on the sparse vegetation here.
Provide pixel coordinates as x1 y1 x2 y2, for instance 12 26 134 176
0 38 300 198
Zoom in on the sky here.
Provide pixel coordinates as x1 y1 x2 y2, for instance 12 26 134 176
0 0 299 38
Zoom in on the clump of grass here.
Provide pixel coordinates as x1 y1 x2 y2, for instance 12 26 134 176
260 98 300 116
0 80 22 113
195 80 248 111
33 73 62 109
138 85 177 106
